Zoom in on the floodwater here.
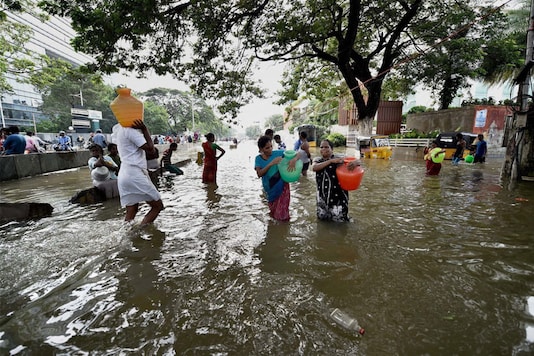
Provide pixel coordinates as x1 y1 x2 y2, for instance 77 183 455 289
1 140 534 355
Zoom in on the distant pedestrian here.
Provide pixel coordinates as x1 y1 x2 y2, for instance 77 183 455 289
24 132 42 153
452 133 466 165
473 134 487 163
297 131 311 176
274 134 286 150
202 133 225 184
264 129 274 141
425 141 446 176
160 142 184 175
76 135 85 148
88 144 119 199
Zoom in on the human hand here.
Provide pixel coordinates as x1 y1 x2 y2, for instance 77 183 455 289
332 157 344 164
286 157 299 171
272 156 283 165
131 120 146 130
347 159 361 171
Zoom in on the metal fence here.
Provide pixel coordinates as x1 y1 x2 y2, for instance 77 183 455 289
346 135 432 149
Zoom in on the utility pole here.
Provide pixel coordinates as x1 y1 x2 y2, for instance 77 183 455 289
71 89 84 107
191 97 195 132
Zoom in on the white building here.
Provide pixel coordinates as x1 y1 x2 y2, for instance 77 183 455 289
1 11 93 129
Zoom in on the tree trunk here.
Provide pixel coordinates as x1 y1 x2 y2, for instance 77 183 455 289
503 0 534 183
356 117 374 136
501 114 534 183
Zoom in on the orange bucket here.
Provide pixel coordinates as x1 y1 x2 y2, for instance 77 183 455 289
336 157 364 191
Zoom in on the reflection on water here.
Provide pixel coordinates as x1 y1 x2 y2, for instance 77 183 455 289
1 140 534 354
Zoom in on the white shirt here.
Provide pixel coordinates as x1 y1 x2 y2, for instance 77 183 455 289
88 156 118 180
116 126 148 169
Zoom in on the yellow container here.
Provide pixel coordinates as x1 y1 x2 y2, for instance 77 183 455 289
110 87 144 127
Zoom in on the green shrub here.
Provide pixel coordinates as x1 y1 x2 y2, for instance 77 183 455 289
325 133 346 147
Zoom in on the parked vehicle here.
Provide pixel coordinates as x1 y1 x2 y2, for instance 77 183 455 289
435 132 477 160
357 135 393 159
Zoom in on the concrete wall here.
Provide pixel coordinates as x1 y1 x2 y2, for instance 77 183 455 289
406 107 476 133
0 151 91 182
406 105 511 151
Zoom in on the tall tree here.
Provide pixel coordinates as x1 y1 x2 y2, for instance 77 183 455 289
264 114 284 132
38 0 509 134
0 0 49 95
140 88 229 137
395 3 510 109
34 66 117 132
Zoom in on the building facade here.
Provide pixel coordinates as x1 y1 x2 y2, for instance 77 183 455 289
1 11 93 129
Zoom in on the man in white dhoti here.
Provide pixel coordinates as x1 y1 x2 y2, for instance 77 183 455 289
115 120 163 225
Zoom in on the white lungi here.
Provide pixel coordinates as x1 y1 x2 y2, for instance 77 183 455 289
118 164 161 207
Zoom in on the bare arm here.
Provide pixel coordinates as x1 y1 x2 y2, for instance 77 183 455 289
216 145 226 160
132 120 155 156
255 156 283 178
312 157 344 172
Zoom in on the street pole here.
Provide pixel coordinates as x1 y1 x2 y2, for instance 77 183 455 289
191 97 195 132
0 97 5 128
79 89 84 107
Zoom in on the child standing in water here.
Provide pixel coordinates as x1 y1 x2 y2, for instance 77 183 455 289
312 139 361 222
255 135 298 221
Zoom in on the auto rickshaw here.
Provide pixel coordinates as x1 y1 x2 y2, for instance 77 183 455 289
357 135 393 159
435 132 477 160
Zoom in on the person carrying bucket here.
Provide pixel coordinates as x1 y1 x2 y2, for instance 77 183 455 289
312 139 362 222
254 135 299 221
425 141 446 176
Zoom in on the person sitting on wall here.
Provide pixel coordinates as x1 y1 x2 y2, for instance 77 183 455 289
1 126 26 155
88 144 119 199
92 129 108 148
76 135 85 148
53 131 73 151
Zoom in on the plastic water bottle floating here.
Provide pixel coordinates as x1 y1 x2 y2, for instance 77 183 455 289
330 308 365 335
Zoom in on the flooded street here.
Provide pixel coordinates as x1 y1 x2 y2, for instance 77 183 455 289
1 140 534 355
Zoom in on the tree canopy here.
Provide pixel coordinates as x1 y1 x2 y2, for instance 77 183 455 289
140 88 231 137
36 0 513 134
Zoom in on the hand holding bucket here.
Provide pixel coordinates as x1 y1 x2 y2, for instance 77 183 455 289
336 157 364 191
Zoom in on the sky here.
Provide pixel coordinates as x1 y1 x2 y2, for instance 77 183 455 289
108 61 287 131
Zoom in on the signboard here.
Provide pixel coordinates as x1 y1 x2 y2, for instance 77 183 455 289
475 109 487 128
72 119 91 127
71 108 102 120
88 110 102 120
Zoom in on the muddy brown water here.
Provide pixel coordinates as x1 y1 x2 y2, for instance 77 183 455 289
1 140 534 355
